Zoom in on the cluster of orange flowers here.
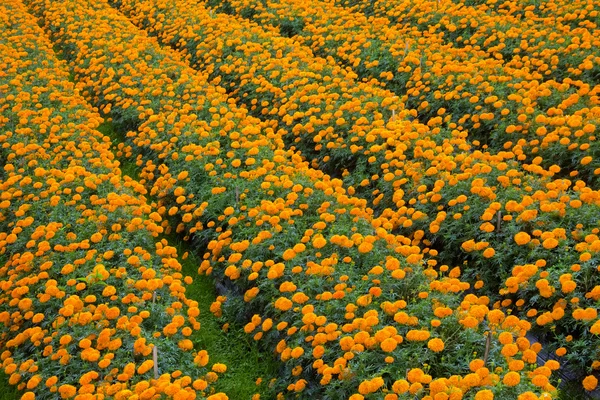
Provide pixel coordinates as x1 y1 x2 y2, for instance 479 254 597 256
0 2 227 399
22 1 570 400
363 0 598 85
108 0 599 393
206 0 599 185
7 0 599 398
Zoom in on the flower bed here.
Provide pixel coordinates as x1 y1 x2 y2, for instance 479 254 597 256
206 0 599 186
21 0 567 397
103 0 600 391
0 3 226 399
343 0 599 87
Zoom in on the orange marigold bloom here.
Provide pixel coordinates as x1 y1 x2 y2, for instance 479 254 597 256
282 249 296 261
291 347 304 358
498 332 513 345
531 374 548 387
392 379 409 394
312 345 325 359
406 330 430 342
358 241 373 253
312 236 327 249
514 232 531 245
474 390 494 400
583 375 598 391
542 237 558 249
427 338 444 352
58 384 77 399
501 343 519 357
45 376 58 388
503 371 521 387
517 392 540 400
212 363 227 373
380 338 398 353
482 248 495 258
274 297 293 311
90 232 103 243
590 320 600 335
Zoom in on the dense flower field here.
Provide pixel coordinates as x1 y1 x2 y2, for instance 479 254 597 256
0 2 228 399
1 0 599 399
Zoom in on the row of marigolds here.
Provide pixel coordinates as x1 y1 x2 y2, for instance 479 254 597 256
23 0 599 399
0 2 229 399
343 0 599 79
101 0 600 393
137 0 598 186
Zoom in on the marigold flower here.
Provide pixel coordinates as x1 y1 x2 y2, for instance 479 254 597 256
212 363 227 373
514 232 531 245
380 337 397 353
312 236 327 249
583 375 598 391
392 379 409 394
427 338 444 352
274 296 293 312
503 371 521 387
482 247 495 258
58 384 77 399
282 249 296 260
542 237 558 249
474 390 494 400
358 241 373 253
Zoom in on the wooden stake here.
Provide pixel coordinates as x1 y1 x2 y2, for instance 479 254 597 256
496 211 502 232
483 331 492 366
153 346 158 379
